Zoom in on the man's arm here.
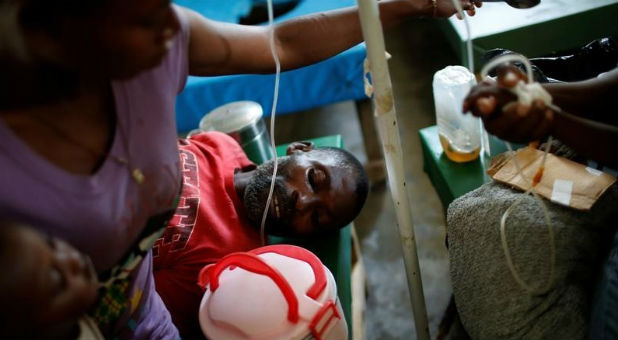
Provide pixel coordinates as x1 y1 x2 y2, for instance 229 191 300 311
179 0 478 76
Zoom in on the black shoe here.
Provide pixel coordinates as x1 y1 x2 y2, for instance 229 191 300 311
482 37 617 83
481 48 555 83
529 37 617 82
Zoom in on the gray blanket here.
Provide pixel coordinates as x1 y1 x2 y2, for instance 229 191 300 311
447 181 617 340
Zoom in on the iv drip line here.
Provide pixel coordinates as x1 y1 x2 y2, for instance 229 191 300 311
479 49 558 296
260 0 281 246
451 1 558 295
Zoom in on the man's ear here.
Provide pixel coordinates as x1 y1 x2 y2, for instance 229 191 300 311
286 141 314 155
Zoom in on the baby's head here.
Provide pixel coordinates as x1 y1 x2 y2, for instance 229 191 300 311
0 220 99 339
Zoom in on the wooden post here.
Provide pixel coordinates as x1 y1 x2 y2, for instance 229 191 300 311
356 0 430 339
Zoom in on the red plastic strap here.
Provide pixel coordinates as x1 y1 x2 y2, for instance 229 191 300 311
250 245 327 300
197 263 215 289
309 300 341 340
207 252 300 323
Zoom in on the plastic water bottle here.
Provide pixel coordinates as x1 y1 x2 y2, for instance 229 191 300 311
433 65 481 163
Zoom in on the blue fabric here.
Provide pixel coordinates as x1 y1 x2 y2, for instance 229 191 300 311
250 0 300 4
173 0 252 22
173 0 366 133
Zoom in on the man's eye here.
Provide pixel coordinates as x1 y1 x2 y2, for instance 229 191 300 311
314 169 325 186
308 168 326 192
308 168 316 191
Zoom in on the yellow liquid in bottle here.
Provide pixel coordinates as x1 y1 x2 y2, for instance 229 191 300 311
439 133 481 163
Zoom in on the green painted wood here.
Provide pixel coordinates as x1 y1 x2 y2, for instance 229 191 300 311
419 126 511 211
438 2 618 72
473 4 618 67
274 135 343 155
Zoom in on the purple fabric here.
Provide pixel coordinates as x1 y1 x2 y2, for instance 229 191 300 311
0 6 190 339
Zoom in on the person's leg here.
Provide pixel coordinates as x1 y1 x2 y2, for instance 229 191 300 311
588 231 618 340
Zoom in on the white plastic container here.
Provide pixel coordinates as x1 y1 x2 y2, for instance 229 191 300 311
433 65 481 163
198 245 348 340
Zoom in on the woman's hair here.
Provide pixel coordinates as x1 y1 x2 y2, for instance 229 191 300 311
17 0 109 32
0 0 92 109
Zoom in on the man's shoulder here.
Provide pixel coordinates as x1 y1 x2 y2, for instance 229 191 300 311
182 131 253 169
178 131 243 157
182 131 239 149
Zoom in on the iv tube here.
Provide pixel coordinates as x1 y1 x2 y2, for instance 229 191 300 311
453 0 557 295
260 0 281 246
480 53 557 295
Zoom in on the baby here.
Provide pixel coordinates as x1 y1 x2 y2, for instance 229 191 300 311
0 220 102 339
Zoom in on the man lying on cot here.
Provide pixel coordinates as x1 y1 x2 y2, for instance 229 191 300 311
152 131 369 338
446 58 618 339
0 220 103 339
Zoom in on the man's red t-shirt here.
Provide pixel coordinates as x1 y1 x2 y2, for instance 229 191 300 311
152 131 262 337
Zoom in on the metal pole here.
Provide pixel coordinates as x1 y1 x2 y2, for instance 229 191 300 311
356 1 430 339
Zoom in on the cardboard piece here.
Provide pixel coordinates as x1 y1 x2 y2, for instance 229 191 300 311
488 147 616 210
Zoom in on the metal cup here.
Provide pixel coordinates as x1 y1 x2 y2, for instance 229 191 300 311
199 101 275 164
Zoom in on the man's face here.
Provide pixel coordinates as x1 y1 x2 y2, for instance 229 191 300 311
243 150 359 237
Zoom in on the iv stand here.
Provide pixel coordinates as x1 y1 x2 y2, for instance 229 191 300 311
356 0 430 339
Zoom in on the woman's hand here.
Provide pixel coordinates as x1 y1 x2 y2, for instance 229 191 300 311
433 0 482 19
463 65 555 143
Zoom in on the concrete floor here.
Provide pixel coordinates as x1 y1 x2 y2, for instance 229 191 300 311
271 18 461 340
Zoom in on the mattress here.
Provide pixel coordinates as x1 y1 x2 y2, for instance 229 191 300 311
174 0 367 133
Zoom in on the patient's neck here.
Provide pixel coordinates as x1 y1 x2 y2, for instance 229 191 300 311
233 167 256 202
